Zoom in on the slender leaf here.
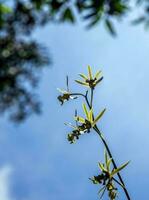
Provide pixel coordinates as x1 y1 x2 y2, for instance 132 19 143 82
86 14 101 29
132 16 145 25
105 19 116 36
61 8 75 23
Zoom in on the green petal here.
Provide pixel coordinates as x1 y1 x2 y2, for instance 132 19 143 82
95 76 103 85
88 65 93 79
92 108 106 127
79 73 88 80
64 122 76 129
75 80 89 86
57 88 67 94
98 163 107 172
89 108 93 123
107 158 112 172
82 103 89 120
94 70 102 80
111 161 130 177
74 116 85 123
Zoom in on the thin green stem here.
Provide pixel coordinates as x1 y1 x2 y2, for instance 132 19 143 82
88 88 131 200
93 126 131 200
70 92 91 108
70 90 131 200
90 88 94 108
70 93 85 98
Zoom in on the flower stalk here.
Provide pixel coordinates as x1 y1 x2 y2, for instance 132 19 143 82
57 66 131 200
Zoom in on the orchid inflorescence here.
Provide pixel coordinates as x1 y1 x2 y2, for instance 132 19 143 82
57 76 77 105
57 66 130 200
66 103 106 143
90 150 129 199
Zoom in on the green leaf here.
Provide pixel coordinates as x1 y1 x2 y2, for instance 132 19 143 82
92 108 106 127
88 65 93 79
83 11 97 20
75 80 89 86
111 161 130 177
34 1 42 10
105 19 116 36
61 8 75 23
86 14 101 29
82 103 89 120
79 73 88 80
132 16 145 25
0 4 12 14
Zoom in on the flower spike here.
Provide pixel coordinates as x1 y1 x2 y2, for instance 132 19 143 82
90 150 130 200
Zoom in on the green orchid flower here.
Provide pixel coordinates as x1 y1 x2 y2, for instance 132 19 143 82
90 150 130 200
65 119 92 144
75 103 106 128
65 103 106 143
57 88 76 105
75 66 103 89
57 76 77 105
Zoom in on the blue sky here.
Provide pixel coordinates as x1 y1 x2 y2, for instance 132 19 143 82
1 13 149 200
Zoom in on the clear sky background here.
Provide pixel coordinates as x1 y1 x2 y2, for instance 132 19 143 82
0 12 149 200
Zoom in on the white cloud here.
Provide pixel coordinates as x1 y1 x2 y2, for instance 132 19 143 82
0 165 14 200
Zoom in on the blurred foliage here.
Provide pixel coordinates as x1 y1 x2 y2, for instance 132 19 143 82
90 150 129 199
0 1 50 122
0 37 49 122
0 0 149 122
